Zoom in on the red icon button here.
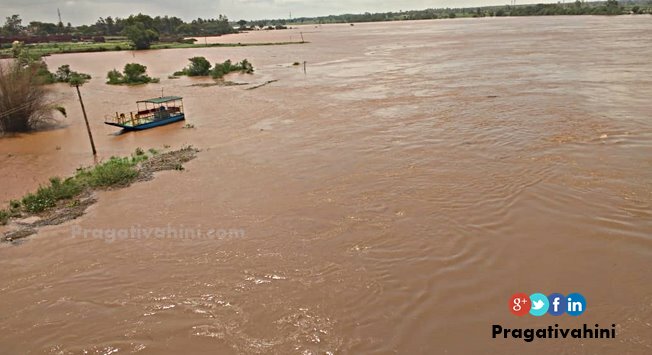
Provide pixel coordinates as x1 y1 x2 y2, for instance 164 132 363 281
509 293 531 316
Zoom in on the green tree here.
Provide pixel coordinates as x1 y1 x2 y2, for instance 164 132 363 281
124 22 159 49
28 21 58 35
55 65 73 82
605 0 621 15
106 69 123 84
68 73 89 87
123 63 149 82
3 15 24 35
105 16 116 35
107 63 158 85
54 65 91 83
185 57 212 76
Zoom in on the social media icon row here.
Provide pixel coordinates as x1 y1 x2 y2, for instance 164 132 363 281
509 293 586 316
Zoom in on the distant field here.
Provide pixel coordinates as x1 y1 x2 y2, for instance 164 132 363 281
0 40 131 57
0 38 305 57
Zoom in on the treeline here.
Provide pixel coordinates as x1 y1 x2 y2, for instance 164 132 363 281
1 13 235 39
283 0 650 24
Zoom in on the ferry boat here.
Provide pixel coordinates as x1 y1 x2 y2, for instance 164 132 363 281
104 96 185 131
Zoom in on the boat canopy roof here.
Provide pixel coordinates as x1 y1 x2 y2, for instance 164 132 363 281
137 96 183 104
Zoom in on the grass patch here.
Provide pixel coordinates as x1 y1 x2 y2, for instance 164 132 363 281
0 200 22 224
1 147 199 236
4 148 149 217
75 157 140 188
0 210 9 225
21 177 84 213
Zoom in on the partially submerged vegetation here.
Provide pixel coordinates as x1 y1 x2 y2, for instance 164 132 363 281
1 146 199 241
174 57 212 76
40 64 92 84
107 63 159 85
0 58 67 133
247 80 278 91
0 42 93 134
174 57 254 79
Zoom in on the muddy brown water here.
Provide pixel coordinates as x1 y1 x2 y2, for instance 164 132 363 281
1 16 651 354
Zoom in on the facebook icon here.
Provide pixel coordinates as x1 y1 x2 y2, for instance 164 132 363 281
548 293 567 316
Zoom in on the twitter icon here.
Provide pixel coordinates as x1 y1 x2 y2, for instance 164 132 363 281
529 293 549 316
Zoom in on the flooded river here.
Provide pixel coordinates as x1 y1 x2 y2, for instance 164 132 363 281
0 16 651 354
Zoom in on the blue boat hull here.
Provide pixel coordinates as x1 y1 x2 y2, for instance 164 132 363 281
105 113 185 131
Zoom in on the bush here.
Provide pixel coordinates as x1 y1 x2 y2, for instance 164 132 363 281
106 69 123 84
53 64 91 83
186 57 212 76
32 61 55 84
124 63 150 83
0 61 65 133
0 210 9 225
106 63 158 85
211 59 254 79
21 177 83 213
174 56 212 77
173 58 254 79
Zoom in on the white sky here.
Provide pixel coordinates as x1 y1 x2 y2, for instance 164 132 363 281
2 0 563 24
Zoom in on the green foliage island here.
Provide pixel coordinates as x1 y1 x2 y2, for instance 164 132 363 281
106 63 159 85
174 57 254 79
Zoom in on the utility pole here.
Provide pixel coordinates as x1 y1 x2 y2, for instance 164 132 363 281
74 83 96 156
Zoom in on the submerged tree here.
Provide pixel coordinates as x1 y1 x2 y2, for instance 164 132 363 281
54 65 91 83
211 59 254 79
174 57 212 76
0 62 66 133
123 63 150 82
106 63 159 85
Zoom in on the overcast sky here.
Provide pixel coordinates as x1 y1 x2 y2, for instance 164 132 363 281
3 0 561 24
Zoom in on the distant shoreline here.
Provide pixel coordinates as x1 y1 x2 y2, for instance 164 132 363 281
278 0 649 25
0 40 306 59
